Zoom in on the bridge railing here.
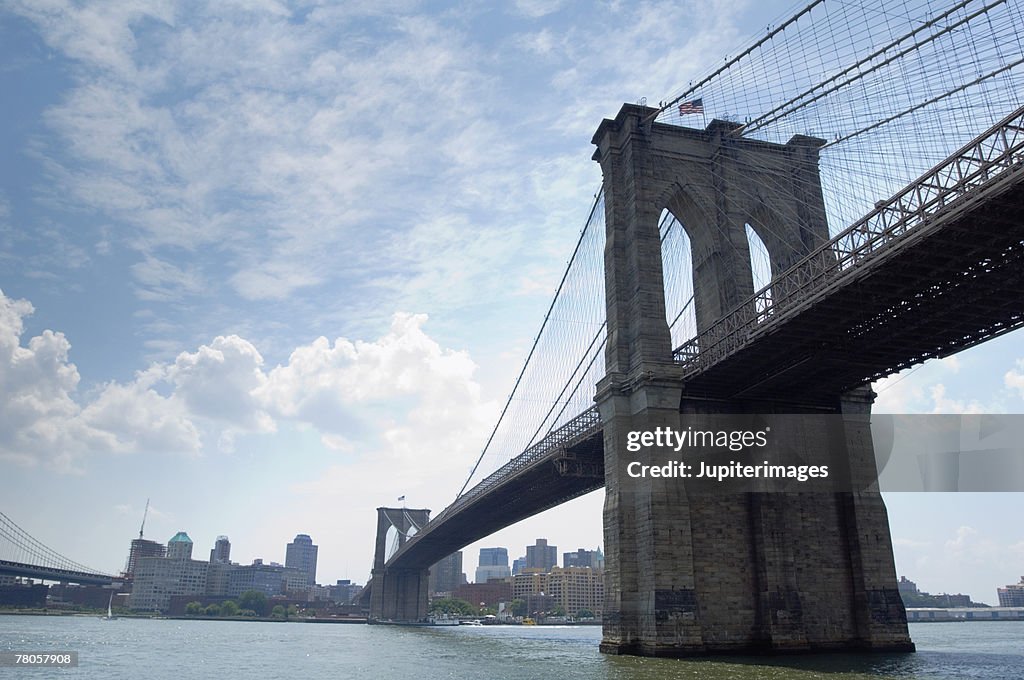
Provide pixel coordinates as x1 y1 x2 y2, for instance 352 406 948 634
673 103 1024 374
387 406 601 564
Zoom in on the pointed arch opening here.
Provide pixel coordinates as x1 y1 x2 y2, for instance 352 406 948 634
745 223 774 321
660 207 697 350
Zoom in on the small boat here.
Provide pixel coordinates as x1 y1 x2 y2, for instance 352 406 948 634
101 592 117 620
427 615 460 626
461 619 483 626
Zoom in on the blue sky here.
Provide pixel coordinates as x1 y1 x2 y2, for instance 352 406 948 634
1 0 1022 604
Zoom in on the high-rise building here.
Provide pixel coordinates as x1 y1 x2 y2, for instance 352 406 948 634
285 534 318 586
563 547 604 569
525 539 557 572
166 532 194 560
512 556 527 576
478 547 508 566
998 576 1024 607
209 535 231 564
125 538 166 579
429 551 464 596
476 547 511 583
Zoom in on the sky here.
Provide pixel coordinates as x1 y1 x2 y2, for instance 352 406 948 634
0 0 1021 606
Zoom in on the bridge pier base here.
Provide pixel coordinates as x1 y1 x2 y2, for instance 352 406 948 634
598 385 914 656
369 567 430 623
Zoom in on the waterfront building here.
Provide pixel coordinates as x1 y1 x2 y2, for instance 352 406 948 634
285 534 319 586
525 539 557 572
124 538 166 579
475 547 511 583
512 570 546 601
206 561 234 597
998 576 1024 607
428 551 464 596
545 566 604 617
563 547 604 569
512 566 603 618
209 535 231 563
453 580 512 610
166 532 194 560
130 553 209 611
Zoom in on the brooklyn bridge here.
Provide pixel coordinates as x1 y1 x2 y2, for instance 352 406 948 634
3 0 1023 658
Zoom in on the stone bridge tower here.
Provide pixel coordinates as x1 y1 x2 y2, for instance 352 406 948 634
593 103 913 656
368 506 431 623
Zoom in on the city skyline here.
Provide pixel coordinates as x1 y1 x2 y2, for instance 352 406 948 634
1 0 1022 608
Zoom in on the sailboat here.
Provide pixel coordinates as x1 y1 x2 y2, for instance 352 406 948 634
101 592 117 620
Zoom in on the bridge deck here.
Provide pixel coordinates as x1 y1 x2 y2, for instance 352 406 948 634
0 559 115 585
386 409 603 571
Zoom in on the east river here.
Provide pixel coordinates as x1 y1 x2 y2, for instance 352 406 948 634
1 616 1022 679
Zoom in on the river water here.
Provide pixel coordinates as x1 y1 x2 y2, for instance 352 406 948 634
1 616 1021 679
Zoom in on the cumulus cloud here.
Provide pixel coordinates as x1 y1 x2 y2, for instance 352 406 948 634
1005 359 1024 397
256 313 493 464
0 289 197 471
0 289 493 473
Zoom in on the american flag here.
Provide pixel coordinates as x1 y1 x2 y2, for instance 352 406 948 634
678 98 704 115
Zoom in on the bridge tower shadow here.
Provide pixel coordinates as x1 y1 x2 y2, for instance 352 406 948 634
593 103 914 656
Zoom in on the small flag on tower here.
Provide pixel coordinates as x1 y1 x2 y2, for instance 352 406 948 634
678 98 704 115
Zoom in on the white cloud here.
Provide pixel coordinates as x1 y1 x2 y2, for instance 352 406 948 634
0 289 494 474
513 0 567 18
1005 359 1024 397
929 384 985 415
167 335 274 433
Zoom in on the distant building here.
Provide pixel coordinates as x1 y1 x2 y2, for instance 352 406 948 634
209 536 231 564
525 539 557 572
429 552 464 596
998 576 1024 607
479 547 508 566
125 538 166 579
512 556 527 576
131 545 209 612
897 576 918 595
898 575 982 608
454 581 512 610
512 566 603 618
285 534 319 586
329 579 363 604
475 547 511 583
512 571 546 601
545 566 604 617
228 561 307 598
206 561 234 597
563 548 604 570
166 532 194 560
